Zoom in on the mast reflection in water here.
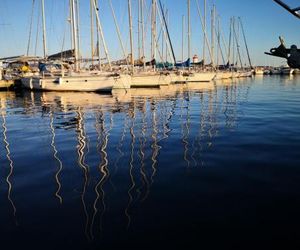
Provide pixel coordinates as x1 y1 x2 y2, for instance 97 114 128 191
0 77 300 249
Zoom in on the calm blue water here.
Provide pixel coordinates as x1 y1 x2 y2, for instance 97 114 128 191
0 76 300 249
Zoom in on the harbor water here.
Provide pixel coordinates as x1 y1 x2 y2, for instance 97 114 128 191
0 76 300 249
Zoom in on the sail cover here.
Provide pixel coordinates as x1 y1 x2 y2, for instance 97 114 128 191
48 49 75 60
175 58 191 68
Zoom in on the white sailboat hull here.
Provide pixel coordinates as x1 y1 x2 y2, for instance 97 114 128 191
214 71 232 80
130 72 171 87
230 72 240 78
172 72 215 83
21 74 131 92
239 71 253 78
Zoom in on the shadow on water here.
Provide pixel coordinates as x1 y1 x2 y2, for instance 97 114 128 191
1 77 300 249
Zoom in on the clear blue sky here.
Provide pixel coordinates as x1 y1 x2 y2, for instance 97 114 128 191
0 0 300 66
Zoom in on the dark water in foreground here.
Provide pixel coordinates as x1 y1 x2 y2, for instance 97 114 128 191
0 76 300 249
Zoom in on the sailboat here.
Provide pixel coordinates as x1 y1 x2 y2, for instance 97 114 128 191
21 0 131 92
231 17 253 78
212 7 235 81
214 13 253 80
21 71 131 92
128 0 172 88
172 0 215 84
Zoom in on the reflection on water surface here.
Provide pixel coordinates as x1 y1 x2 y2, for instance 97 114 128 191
0 77 300 249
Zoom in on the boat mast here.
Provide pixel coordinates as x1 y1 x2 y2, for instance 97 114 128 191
69 0 74 52
92 0 112 71
41 0 47 59
228 17 232 67
34 1 41 56
232 17 243 69
232 17 235 68
95 0 101 71
90 0 94 66
138 0 141 60
195 0 214 67
211 5 215 67
215 15 225 66
239 17 252 68
71 0 79 71
109 0 128 66
141 0 145 69
165 10 169 62
219 20 229 65
75 0 81 61
236 17 240 67
128 0 135 72
217 15 220 67
157 0 176 64
27 0 35 56
187 0 191 62
182 15 185 63
161 5 165 61
203 0 206 67
151 0 157 69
